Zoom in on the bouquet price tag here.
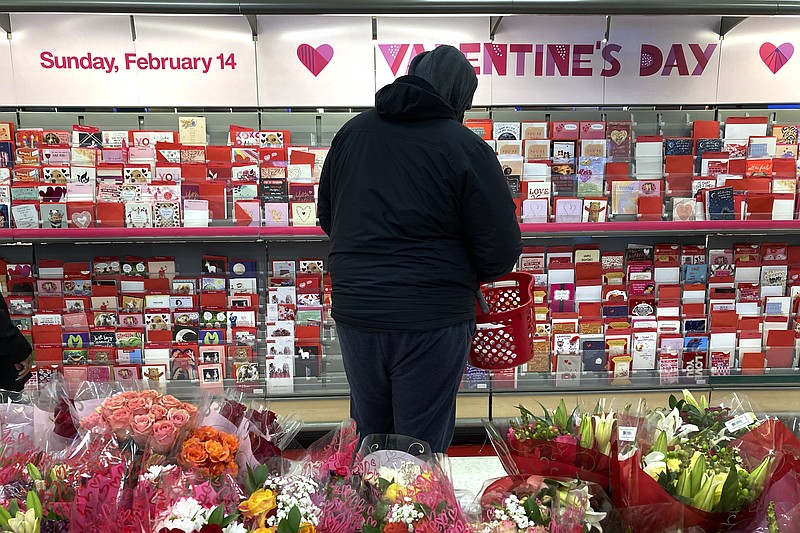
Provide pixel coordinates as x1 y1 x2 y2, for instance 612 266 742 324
618 426 637 442
725 412 755 433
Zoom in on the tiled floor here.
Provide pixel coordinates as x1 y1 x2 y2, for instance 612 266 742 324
450 455 506 510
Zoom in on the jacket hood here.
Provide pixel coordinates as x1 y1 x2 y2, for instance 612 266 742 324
375 75 458 122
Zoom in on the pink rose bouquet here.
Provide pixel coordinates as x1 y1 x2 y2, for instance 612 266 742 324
80 390 199 454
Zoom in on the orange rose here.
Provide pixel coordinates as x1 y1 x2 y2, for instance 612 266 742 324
193 426 219 441
298 523 316 533
209 461 233 478
205 440 231 463
182 440 208 466
222 433 239 453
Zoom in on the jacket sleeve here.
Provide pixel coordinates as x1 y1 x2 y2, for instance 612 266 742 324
460 143 523 283
0 292 32 365
317 136 338 236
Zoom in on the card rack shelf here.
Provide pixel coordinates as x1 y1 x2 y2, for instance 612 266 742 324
3 220 800 244
3 105 800 427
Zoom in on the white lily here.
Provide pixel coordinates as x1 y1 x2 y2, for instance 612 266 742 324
585 509 608 532
8 509 38 533
593 411 615 455
643 451 667 479
654 408 699 446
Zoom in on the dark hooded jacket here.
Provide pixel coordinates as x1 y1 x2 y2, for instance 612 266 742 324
318 70 522 331
0 292 32 392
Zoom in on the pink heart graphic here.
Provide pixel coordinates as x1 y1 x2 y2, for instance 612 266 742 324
760 42 794 74
297 43 334 76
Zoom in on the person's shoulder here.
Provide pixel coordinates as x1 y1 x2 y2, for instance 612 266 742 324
340 108 378 131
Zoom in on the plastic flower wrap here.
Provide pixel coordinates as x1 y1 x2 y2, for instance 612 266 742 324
0 391 37 456
214 393 302 470
474 475 611 532
297 419 366 533
133 454 244 532
50 431 130 532
613 390 784 532
30 375 79 455
355 434 471 533
485 399 625 491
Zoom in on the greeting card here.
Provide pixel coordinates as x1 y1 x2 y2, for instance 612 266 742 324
553 198 582 223
125 202 152 228
153 202 181 228
582 198 608 223
611 181 639 216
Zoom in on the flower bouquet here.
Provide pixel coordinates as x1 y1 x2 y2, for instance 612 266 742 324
79 389 199 454
355 434 471 533
298 419 366 533
152 496 245 533
179 426 241 479
237 463 321 533
32 375 79 454
613 390 783 532
474 475 610 533
485 400 619 491
210 393 302 472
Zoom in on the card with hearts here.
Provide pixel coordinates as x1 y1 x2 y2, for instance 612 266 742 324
42 167 70 184
607 122 632 160
290 202 316 227
38 185 67 203
672 197 697 221
554 197 583 223
153 202 181 228
124 166 151 183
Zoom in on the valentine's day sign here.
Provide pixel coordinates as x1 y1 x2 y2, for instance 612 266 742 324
131 15 258 107
296 43 335 77
10 13 139 107
257 15 374 107
374 16 493 106
1 13 799 107
603 16 722 105
489 15 607 105
717 17 800 103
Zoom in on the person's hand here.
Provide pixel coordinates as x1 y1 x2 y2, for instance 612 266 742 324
15 353 33 380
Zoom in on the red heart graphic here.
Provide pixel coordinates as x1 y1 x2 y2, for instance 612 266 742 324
760 42 794 74
297 43 334 76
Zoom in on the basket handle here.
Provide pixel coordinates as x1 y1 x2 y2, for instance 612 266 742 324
475 289 490 315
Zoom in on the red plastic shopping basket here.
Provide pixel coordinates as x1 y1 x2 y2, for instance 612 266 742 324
469 272 535 370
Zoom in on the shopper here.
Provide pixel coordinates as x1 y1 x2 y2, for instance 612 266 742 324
318 45 522 453
0 291 33 392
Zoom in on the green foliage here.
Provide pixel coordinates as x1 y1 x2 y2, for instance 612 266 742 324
245 464 271 495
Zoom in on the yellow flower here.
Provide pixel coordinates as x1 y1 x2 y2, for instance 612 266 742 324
712 472 729 506
238 488 277 519
298 523 316 533
252 528 276 533
384 483 405 502
666 457 682 471
689 451 703 469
